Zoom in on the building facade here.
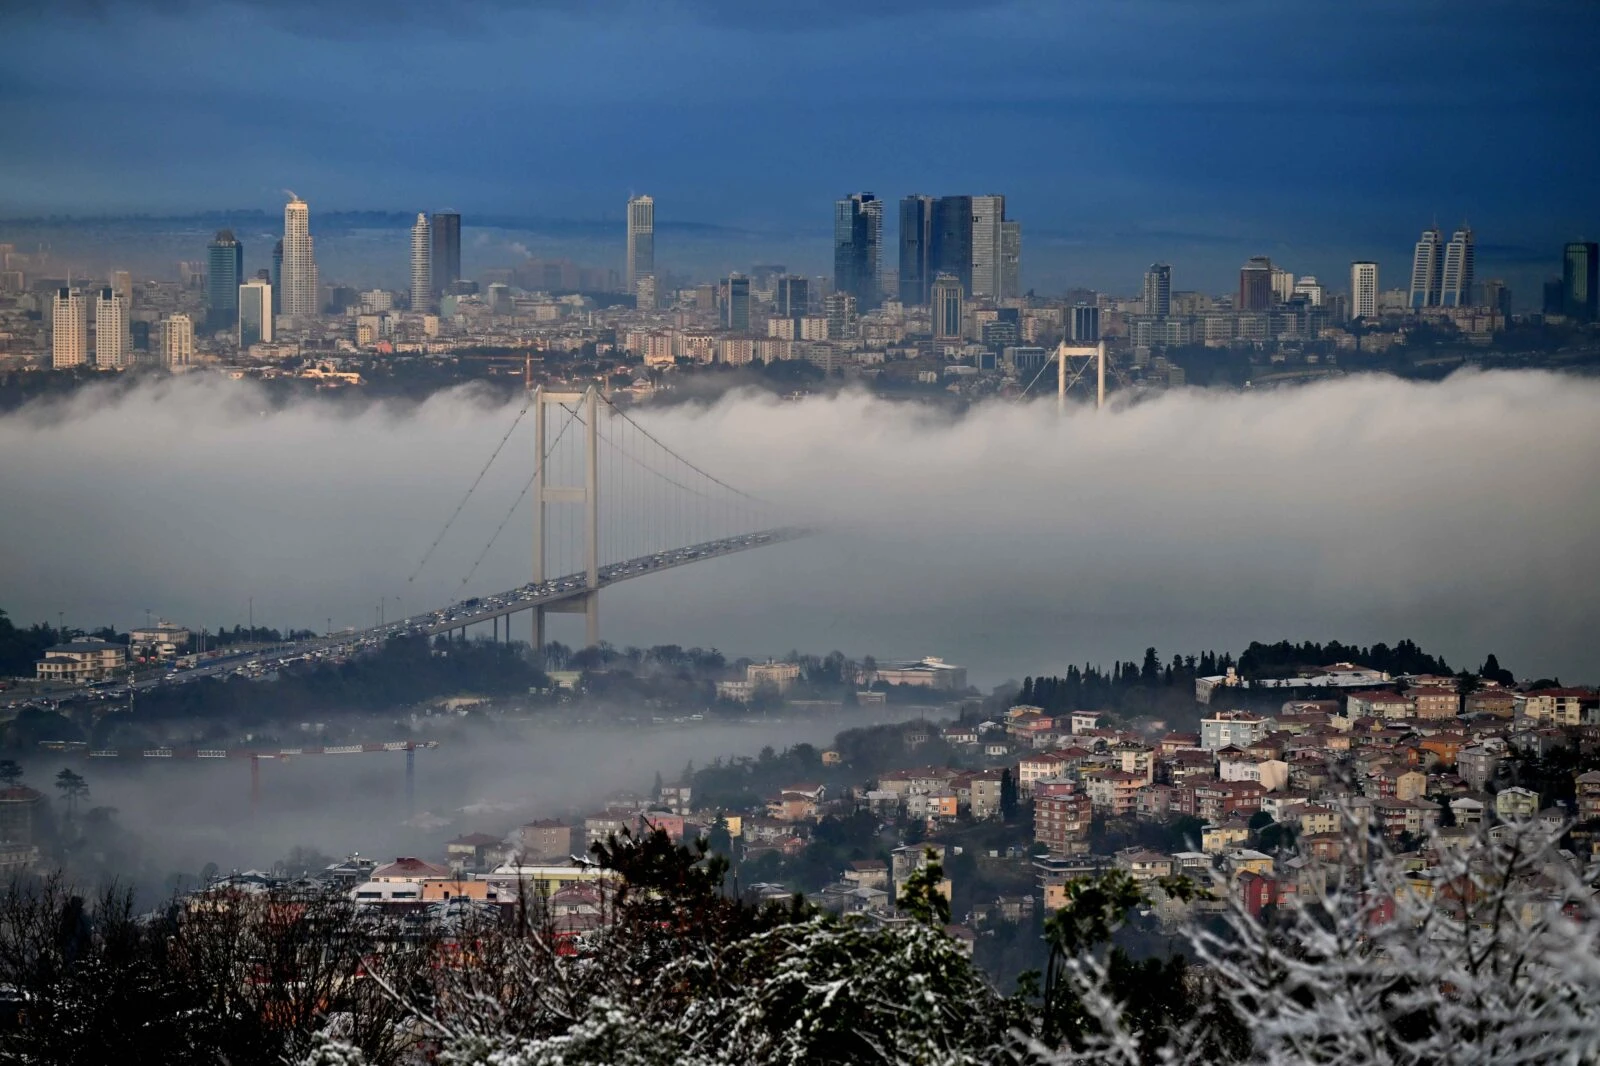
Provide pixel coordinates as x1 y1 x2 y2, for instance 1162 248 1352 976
410 213 432 312
430 211 462 295
898 195 933 306
930 195 973 294
1000 219 1021 300
969 194 1005 301
280 197 319 318
626 195 654 292
1410 227 1443 308
162 313 193 368
206 229 244 330
1350 261 1378 320
833 192 881 311
1564 241 1599 321
239 279 274 346
1440 228 1475 307
1143 263 1172 317
51 287 88 368
932 274 964 341
1238 256 1273 311
94 287 129 368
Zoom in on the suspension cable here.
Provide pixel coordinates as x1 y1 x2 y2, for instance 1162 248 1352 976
407 395 532 583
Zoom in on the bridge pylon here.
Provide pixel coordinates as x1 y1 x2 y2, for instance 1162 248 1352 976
532 385 601 652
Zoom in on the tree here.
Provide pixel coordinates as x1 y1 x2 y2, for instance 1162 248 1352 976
1000 768 1020 822
896 848 950 927
0 760 22 787
53 768 88 817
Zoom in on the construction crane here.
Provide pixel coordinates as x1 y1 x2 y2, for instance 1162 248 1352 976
70 740 439 818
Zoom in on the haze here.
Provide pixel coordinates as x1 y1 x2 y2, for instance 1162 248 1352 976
2 370 1596 686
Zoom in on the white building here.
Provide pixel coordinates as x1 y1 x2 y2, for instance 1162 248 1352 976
1440 227 1475 308
161 313 193 368
1271 266 1295 304
1292 276 1323 306
626 194 654 291
280 196 319 318
1199 711 1271 751
239 280 274 346
94 287 129 368
51 287 88 368
410 213 432 312
1410 227 1443 308
1350 261 1378 320
970 194 1005 301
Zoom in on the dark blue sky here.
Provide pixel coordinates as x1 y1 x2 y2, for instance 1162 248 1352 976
2 0 1596 292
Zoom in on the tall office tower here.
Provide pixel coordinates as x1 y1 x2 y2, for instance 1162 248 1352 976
239 278 274 346
931 273 964 340
161 313 193 368
1409 227 1444 308
1000 220 1021 300
1440 227 1475 307
1071 303 1100 343
898 195 933 306
94 287 129 368
206 229 244 330
51 287 88 368
626 195 654 291
1481 279 1511 319
430 212 461 295
1143 263 1172 317
824 292 858 340
1564 241 1599 321
1238 256 1274 311
279 196 318 318
410 213 432 312
970 194 1005 300
776 275 810 318
929 196 973 294
833 192 881 311
1350 261 1379 320
271 240 283 314
722 274 750 331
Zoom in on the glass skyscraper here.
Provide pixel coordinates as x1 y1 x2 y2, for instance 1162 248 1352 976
431 212 462 295
206 229 244 330
833 192 880 311
898 195 933 306
929 196 973 295
1564 241 1598 321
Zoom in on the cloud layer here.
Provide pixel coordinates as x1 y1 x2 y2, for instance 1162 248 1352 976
2 370 1596 686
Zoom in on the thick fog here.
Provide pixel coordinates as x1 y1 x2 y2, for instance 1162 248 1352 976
2 370 1597 686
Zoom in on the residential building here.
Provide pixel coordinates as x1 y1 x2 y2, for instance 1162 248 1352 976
1200 710 1270 751
239 279 274 346
1409 686 1460 719
94 287 129 368
518 820 578 862
34 638 125 682
1143 263 1171 317
626 195 654 292
1519 688 1592 726
161 313 193 368
833 192 881 310
970 194 1005 300
1350 261 1378 320
1346 691 1414 720
1238 256 1273 311
430 211 462 296
1575 770 1600 823
1083 770 1144 816
871 656 966 690
898 195 933 305
1439 227 1475 307
1457 744 1500 790
51 287 88 368
1410 227 1443 308
206 228 244 330
280 196 319 318
1035 792 1091 855
1494 786 1539 820
410 213 432 312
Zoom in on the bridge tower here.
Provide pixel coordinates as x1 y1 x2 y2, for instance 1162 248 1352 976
532 385 601 653
1055 340 1106 413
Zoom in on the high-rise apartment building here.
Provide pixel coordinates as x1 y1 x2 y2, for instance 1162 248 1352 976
1238 256 1274 311
1410 227 1443 308
51 287 88 368
430 212 461 295
970 194 1005 301
1071 304 1100 343
280 196 318 318
824 292 858 340
776 275 810 319
626 195 654 291
1143 263 1172 317
898 195 933 306
1000 220 1021 300
833 193 881 311
1440 228 1475 307
239 278 274 346
929 196 973 294
1350 261 1379 320
932 273 964 341
111 269 132 308
722 274 750 332
1271 267 1295 306
162 313 193 368
410 213 432 312
1564 241 1599 321
206 229 244 330
94 287 129 368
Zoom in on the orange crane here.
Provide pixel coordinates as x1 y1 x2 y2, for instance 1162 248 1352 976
67 740 440 817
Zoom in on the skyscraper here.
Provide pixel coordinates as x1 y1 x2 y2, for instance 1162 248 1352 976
206 229 244 330
430 212 462 295
722 274 750 331
626 195 654 291
1410 227 1443 308
162 313 193 368
1563 241 1598 321
775 275 809 319
1238 256 1273 311
833 192 881 311
932 273 964 341
410 213 432 312
51 287 88 369
1071 304 1100 343
824 292 858 340
1143 263 1172 317
1000 220 1021 300
898 195 933 306
1440 228 1475 307
94 287 129 368
1350 261 1379 320
970 194 1005 300
280 196 318 318
929 196 973 294
272 240 283 314
239 277 274 346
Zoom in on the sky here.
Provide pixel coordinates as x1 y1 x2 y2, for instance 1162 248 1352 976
2 372 1596 689
2 0 1598 292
